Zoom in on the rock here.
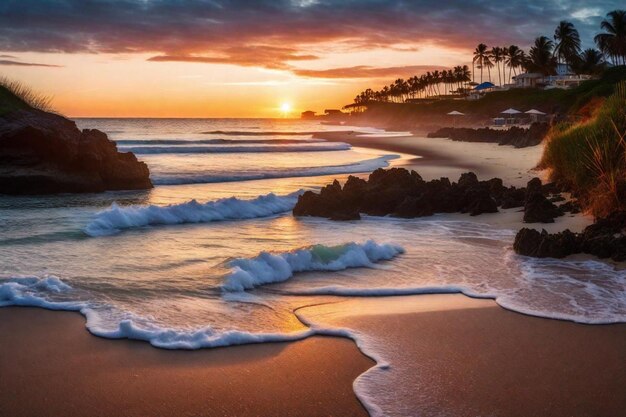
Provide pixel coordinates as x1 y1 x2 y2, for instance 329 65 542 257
523 193 563 223
0 108 152 194
513 228 580 258
558 200 581 214
523 178 563 223
513 211 626 261
426 123 549 148
293 168 512 220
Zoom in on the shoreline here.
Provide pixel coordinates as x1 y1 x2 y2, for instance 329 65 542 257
2 295 625 417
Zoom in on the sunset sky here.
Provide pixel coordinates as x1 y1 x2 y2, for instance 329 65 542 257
0 0 621 117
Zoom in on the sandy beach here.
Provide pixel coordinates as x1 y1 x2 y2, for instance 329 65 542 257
1 132 622 417
2 296 625 417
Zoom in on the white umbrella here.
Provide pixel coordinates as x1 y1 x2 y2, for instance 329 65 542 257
525 109 546 115
501 108 522 114
447 111 465 116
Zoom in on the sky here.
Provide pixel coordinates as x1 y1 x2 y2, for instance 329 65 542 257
0 0 622 117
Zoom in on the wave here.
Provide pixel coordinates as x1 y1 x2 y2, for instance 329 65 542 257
152 154 399 185
221 241 405 292
119 143 351 154
115 138 324 145
202 130 340 136
84 191 303 237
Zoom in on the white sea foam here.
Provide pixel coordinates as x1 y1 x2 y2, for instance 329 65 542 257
120 143 351 154
221 241 406 292
0 276 85 310
152 154 399 185
84 191 303 237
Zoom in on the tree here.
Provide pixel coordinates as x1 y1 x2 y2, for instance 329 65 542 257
505 45 525 82
554 21 581 68
575 49 605 75
594 10 626 66
491 47 504 86
473 43 489 83
527 36 557 75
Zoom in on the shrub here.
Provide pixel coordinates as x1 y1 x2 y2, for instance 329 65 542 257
541 81 626 217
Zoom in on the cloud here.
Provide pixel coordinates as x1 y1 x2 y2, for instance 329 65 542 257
293 65 450 79
0 0 622 71
148 46 318 70
0 59 61 67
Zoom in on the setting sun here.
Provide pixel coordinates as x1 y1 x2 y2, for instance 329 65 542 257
280 102 292 114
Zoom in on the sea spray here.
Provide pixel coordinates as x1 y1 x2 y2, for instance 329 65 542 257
221 241 406 292
84 190 304 236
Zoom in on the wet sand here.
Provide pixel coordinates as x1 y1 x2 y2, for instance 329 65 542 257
2 296 625 417
0 307 373 417
301 294 626 417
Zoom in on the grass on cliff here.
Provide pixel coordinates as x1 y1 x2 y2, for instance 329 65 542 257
0 77 53 115
540 81 626 217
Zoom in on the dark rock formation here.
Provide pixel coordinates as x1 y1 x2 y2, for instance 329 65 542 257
0 108 152 194
293 168 523 220
514 211 626 261
523 177 563 223
427 123 549 148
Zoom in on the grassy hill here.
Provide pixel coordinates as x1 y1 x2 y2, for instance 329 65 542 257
0 78 52 116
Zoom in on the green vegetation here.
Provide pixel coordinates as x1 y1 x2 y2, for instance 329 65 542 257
360 66 626 124
0 77 53 115
540 81 626 217
349 9 625 107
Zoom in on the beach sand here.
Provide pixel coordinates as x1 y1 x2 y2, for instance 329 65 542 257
0 307 373 417
2 133 623 417
2 297 625 417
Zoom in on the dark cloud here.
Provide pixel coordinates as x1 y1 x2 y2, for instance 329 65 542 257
0 0 622 75
0 59 61 67
293 65 449 78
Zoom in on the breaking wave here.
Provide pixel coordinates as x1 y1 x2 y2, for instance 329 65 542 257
221 241 405 292
84 191 303 236
152 154 399 185
119 143 351 154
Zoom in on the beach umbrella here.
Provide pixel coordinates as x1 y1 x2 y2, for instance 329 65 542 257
501 108 522 114
474 82 495 91
525 109 546 115
447 110 465 126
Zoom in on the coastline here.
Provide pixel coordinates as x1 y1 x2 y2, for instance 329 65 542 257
2 296 625 417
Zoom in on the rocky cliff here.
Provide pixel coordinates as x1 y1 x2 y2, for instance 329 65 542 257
0 108 152 194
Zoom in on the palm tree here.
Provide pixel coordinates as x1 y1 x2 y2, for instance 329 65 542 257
554 20 581 69
491 47 504 86
473 43 489 83
528 36 557 75
576 49 605 74
505 45 524 83
594 10 626 66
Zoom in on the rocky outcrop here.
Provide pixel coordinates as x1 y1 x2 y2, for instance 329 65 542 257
523 177 563 223
0 108 152 194
514 211 626 261
293 170 575 223
427 123 549 148
293 168 529 220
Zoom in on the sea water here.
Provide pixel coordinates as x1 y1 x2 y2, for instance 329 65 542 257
1 118 624 416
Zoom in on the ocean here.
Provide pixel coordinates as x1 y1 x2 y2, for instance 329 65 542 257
1 118 624 416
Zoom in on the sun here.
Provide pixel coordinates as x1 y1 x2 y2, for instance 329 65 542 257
280 102 292 114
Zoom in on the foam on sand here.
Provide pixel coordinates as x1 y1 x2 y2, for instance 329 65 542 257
84 191 303 237
221 241 405 292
